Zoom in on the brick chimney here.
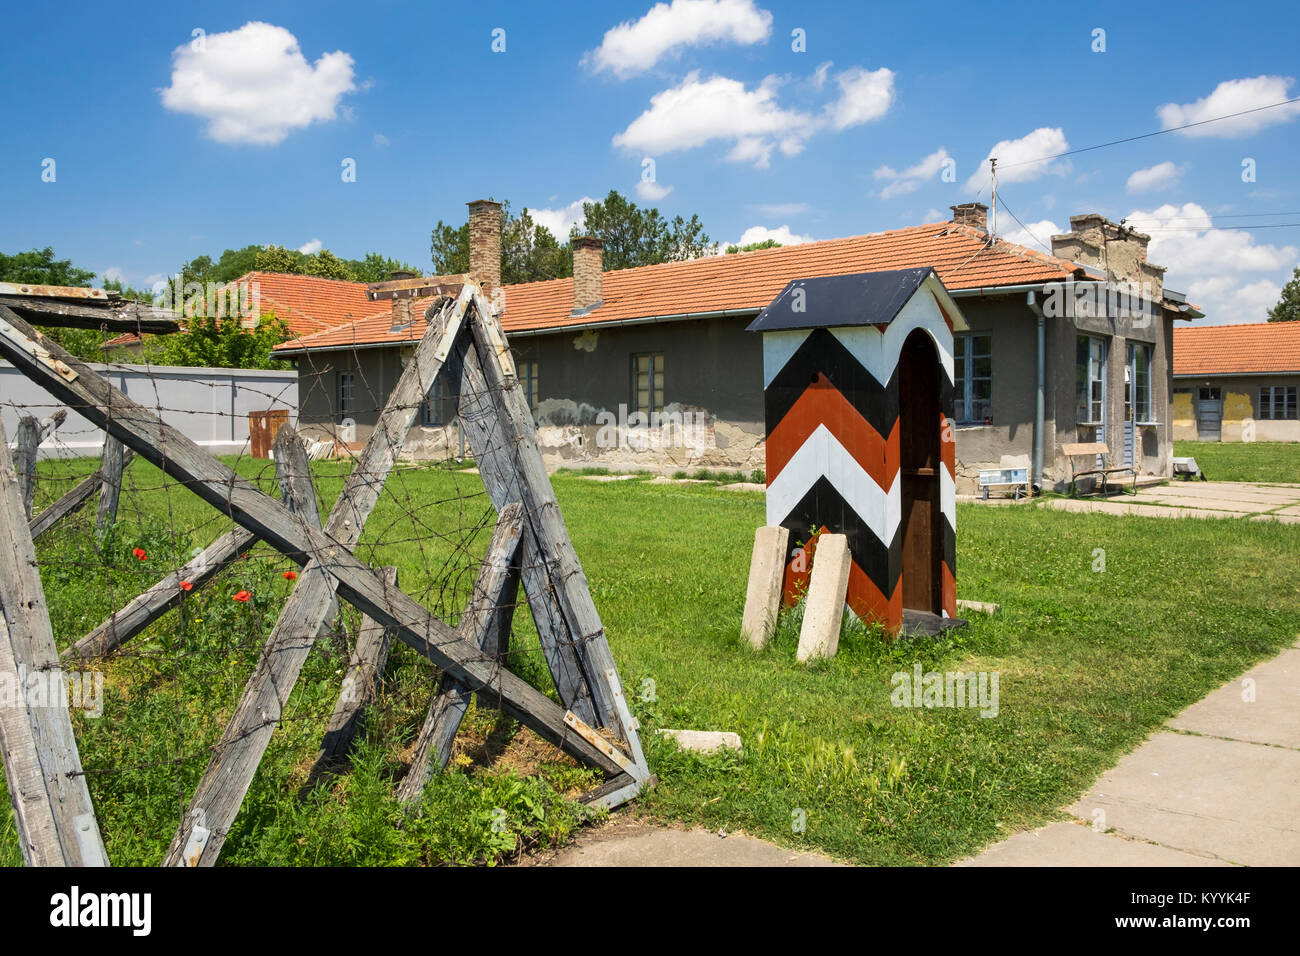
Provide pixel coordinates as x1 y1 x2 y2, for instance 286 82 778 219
1051 214 1164 294
389 269 415 329
467 199 501 294
950 202 988 231
572 236 604 314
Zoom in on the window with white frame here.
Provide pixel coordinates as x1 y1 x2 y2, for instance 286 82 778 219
1076 335 1107 424
1259 385 1298 420
1126 342 1153 423
953 333 992 423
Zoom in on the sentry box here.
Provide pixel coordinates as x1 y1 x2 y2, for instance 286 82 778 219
747 267 967 634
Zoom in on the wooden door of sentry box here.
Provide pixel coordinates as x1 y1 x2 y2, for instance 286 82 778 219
249 409 289 458
749 267 964 634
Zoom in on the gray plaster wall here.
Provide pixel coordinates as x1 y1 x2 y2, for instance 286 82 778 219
288 292 1179 482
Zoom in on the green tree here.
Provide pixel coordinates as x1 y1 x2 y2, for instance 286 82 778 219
576 190 713 270
1268 266 1300 321
430 201 571 284
349 251 423 283
430 191 713 282
725 238 782 254
140 312 291 370
0 247 96 286
254 245 306 275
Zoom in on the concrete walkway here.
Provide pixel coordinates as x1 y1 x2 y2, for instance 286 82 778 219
961 639 1300 866
1038 480 1300 523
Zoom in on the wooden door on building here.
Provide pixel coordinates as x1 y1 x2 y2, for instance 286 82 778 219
899 330 941 614
249 409 289 459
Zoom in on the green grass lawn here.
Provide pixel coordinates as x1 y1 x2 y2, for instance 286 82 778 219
3 457 1299 866
1174 440 1300 483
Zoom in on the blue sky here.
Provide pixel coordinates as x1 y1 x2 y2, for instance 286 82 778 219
1 0 1298 325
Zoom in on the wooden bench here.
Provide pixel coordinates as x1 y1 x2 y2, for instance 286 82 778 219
1061 442 1137 497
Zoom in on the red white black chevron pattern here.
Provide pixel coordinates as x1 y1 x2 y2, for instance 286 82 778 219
762 293 958 629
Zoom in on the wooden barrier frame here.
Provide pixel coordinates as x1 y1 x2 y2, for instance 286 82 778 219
0 283 649 867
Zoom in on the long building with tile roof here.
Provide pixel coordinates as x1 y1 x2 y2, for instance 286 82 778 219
272 201 1201 490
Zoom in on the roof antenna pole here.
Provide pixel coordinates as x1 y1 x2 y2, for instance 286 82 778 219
989 157 998 240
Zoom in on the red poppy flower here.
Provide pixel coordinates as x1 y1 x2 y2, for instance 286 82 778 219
179 580 193 592
283 571 297 581
132 548 148 561
233 590 251 602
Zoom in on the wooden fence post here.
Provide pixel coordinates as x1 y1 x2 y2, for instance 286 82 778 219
0 417 106 866
13 410 65 521
95 436 125 532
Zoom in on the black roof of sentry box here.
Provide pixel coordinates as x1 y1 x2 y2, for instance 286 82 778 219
746 266 937 333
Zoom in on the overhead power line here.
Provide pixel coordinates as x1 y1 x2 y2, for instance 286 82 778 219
998 97 1300 170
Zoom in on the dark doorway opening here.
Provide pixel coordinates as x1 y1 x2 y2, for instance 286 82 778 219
899 329 941 614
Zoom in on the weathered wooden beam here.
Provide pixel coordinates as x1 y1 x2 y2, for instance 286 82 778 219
29 449 134 541
0 302 626 790
454 341 596 723
95 436 125 532
65 526 257 661
0 295 180 333
13 410 67 521
397 503 523 803
308 565 399 781
273 425 337 634
365 273 470 301
0 418 107 866
463 296 630 734
163 293 478 866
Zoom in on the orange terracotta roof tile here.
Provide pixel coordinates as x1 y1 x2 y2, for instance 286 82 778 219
226 271 377 338
275 221 1084 353
1174 322 1300 376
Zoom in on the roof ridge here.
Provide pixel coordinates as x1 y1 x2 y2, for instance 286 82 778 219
1176 321 1294 331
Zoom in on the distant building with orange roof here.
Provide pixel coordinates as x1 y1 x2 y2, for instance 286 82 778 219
1173 321 1300 442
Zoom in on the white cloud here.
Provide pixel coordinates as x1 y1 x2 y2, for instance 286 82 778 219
997 219 1062 253
963 127 1070 193
636 179 674 201
612 72 813 168
613 64 893 168
733 225 814 247
373 131 389 147
1157 75 1300 138
297 238 323 255
160 22 356 145
586 0 771 77
825 66 895 130
102 267 125 284
811 61 832 91
1126 161 1183 193
1127 202 1298 323
528 198 595 239
873 148 951 200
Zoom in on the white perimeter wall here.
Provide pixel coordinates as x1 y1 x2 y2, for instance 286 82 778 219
1 360 298 459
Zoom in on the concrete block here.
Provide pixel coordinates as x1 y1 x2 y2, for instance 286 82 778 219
658 729 743 754
796 533 850 662
740 525 789 648
957 599 1000 615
